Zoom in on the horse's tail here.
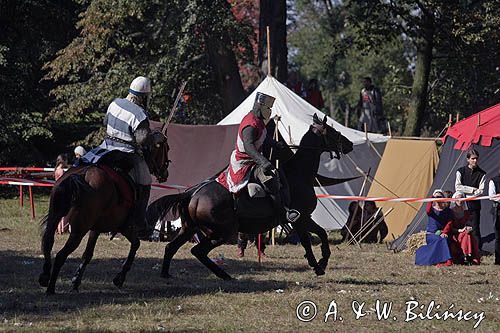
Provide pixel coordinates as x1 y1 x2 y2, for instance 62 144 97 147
146 189 195 226
40 173 93 253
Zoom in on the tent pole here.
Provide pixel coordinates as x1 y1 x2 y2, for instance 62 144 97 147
266 26 271 76
387 121 392 137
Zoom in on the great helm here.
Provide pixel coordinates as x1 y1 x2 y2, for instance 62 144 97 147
255 92 275 108
254 92 275 122
129 76 151 96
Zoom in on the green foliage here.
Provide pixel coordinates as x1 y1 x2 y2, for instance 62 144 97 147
44 0 253 131
289 0 412 132
290 0 499 135
0 0 79 165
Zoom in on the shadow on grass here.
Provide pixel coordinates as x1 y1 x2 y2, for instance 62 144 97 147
0 250 305 318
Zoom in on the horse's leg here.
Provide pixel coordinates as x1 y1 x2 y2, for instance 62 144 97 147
46 231 86 294
191 234 232 280
305 217 331 271
294 220 325 276
112 228 140 288
161 226 196 278
71 231 99 292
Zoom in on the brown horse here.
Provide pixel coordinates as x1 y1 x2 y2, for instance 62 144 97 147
39 131 170 294
148 114 353 280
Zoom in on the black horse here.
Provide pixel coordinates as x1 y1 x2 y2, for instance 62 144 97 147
148 114 353 279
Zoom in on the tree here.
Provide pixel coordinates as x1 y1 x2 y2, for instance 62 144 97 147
259 0 288 82
345 0 499 136
44 0 250 141
289 0 412 131
0 0 80 164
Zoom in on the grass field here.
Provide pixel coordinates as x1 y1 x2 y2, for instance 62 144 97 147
0 194 499 332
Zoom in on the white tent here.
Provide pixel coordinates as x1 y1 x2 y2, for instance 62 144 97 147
218 76 389 230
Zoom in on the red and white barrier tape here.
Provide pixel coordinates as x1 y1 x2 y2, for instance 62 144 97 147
0 167 56 172
316 194 500 202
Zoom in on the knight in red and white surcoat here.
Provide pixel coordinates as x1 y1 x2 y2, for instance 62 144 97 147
217 92 301 223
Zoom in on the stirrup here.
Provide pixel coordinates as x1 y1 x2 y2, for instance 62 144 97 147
286 209 301 223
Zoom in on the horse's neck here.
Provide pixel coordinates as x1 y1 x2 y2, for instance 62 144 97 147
287 131 322 179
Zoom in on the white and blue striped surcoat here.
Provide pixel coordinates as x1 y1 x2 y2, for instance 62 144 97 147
102 98 148 153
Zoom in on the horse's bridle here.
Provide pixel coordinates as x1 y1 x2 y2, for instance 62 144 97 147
309 122 344 159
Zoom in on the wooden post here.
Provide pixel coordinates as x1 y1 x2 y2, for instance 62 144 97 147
345 105 350 128
387 121 392 137
266 26 271 76
477 113 481 127
257 233 262 264
29 186 35 220
19 185 23 208
456 112 459 123
364 122 368 141
448 114 452 126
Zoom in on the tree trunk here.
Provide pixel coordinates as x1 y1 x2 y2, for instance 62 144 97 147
404 34 434 136
259 0 287 83
206 38 246 117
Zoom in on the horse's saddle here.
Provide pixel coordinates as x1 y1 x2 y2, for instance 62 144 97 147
235 184 275 219
98 165 135 209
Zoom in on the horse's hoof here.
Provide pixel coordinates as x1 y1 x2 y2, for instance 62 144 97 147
112 276 124 288
45 288 55 295
314 267 325 276
39 274 50 287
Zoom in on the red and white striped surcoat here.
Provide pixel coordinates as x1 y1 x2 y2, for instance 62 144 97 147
217 112 267 193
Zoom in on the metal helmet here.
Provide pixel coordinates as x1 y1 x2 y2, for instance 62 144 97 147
253 92 275 122
129 76 151 96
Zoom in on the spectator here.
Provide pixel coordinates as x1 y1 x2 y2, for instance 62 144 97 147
415 189 453 266
448 191 480 265
305 79 324 110
54 154 70 234
287 71 305 98
237 233 266 258
489 171 500 265
73 146 86 165
357 77 386 134
455 149 486 251
362 201 388 243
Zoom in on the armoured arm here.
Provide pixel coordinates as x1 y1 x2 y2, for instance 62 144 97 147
242 126 273 172
134 120 152 149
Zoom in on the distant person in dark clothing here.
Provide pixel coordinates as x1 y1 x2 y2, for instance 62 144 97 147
287 71 305 98
455 149 486 251
306 79 324 110
489 171 500 264
237 233 266 258
357 77 386 133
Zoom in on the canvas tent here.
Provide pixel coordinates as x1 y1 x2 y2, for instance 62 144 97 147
149 122 238 205
218 76 389 230
366 139 439 241
392 103 500 252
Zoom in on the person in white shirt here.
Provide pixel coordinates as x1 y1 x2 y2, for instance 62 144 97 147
488 173 500 264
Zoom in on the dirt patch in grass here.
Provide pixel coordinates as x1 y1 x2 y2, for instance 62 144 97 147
0 197 498 332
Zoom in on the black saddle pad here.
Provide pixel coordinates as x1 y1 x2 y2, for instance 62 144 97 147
235 189 275 219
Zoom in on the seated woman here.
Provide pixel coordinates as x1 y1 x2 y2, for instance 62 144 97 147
415 189 454 266
448 191 480 265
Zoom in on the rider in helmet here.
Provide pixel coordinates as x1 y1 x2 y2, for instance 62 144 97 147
99 76 154 239
217 92 300 223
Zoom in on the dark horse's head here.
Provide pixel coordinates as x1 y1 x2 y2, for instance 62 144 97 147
146 130 170 183
311 113 353 158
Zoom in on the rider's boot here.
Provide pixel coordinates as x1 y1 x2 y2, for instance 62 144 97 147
132 185 151 240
